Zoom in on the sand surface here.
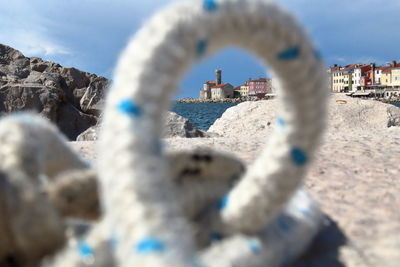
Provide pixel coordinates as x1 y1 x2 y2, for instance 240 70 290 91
71 94 400 266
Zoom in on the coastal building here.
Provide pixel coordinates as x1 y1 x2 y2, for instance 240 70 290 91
331 65 344 92
352 67 362 91
199 81 215 99
360 64 377 88
239 83 249 97
211 83 234 99
248 78 272 97
198 71 274 100
330 60 400 94
233 86 242 98
391 68 400 88
199 69 234 100
331 65 348 92
381 67 392 87
343 64 357 92
374 67 383 85
232 83 250 97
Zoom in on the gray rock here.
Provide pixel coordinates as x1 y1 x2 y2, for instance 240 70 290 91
0 44 25 64
208 94 400 137
31 62 49 73
57 103 97 140
59 67 91 107
76 124 99 141
163 111 205 138
0 84 64 122
77 112 206 141
0 43 110 140
80 76 108 116
387 105 400 127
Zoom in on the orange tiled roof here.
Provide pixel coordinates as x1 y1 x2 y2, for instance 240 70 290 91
249 78 268 82
381 66 392 73
211 83 228 88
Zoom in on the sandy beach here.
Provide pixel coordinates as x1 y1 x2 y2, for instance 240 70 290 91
72 94 400 266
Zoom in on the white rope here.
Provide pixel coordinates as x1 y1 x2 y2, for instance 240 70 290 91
0 0 328 266
98 0 327 266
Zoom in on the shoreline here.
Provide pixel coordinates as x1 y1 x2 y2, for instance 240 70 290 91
176 97 275 103
176 95 400 106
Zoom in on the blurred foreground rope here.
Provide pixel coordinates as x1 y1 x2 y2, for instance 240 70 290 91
0 0 328 266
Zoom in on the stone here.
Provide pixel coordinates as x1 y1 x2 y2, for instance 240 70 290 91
57 103 97 140
79 76 108 116
0 43 111 140
31 62 49 73
77 111 206 141
59 67 91 107
208 94 400 137
163 111 206 138
0 44 25 64
387 105 400 127
76 124 99 141
0 84 64 122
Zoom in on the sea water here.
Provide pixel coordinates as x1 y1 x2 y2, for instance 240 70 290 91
171 103 238 130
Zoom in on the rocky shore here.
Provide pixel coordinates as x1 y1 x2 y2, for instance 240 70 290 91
177 96 274 103
0 43 108 140
72 94 400 266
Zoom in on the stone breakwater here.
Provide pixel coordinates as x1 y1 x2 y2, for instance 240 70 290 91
72 94 400 266
177 97 273 103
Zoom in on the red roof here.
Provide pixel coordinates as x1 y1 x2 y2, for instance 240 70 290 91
204 81 216 85
249 78 268 82
211 83 228 88
342 65 358 72
357 64 372 72
381 66 392 73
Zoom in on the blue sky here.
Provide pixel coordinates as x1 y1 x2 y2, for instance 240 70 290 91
1 0 399 98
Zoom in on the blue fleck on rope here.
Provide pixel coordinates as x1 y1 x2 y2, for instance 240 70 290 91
78 240 94 259
277 46 300 60
117 99 142 116
135 237 166 254
203 0 218 12
291 148 308 166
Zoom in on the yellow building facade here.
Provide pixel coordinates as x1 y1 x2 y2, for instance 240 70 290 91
381 69 392 87
239 84 249 97
391 68 400 87
332 70 346 92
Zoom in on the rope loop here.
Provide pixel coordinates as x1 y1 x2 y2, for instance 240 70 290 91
98 0 328 266
0 0 328 266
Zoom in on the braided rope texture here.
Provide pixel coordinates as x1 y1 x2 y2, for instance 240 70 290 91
0 0 328 266
99 0 327 265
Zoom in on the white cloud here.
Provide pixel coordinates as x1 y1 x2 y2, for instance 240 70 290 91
0 0 71 57
0 28 71 57
335 57 346 63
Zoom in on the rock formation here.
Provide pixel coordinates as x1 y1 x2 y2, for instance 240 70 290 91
77 111 206 141
0 44 208 141
208 93 400 137
162 111 206 138
0 44 108 140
